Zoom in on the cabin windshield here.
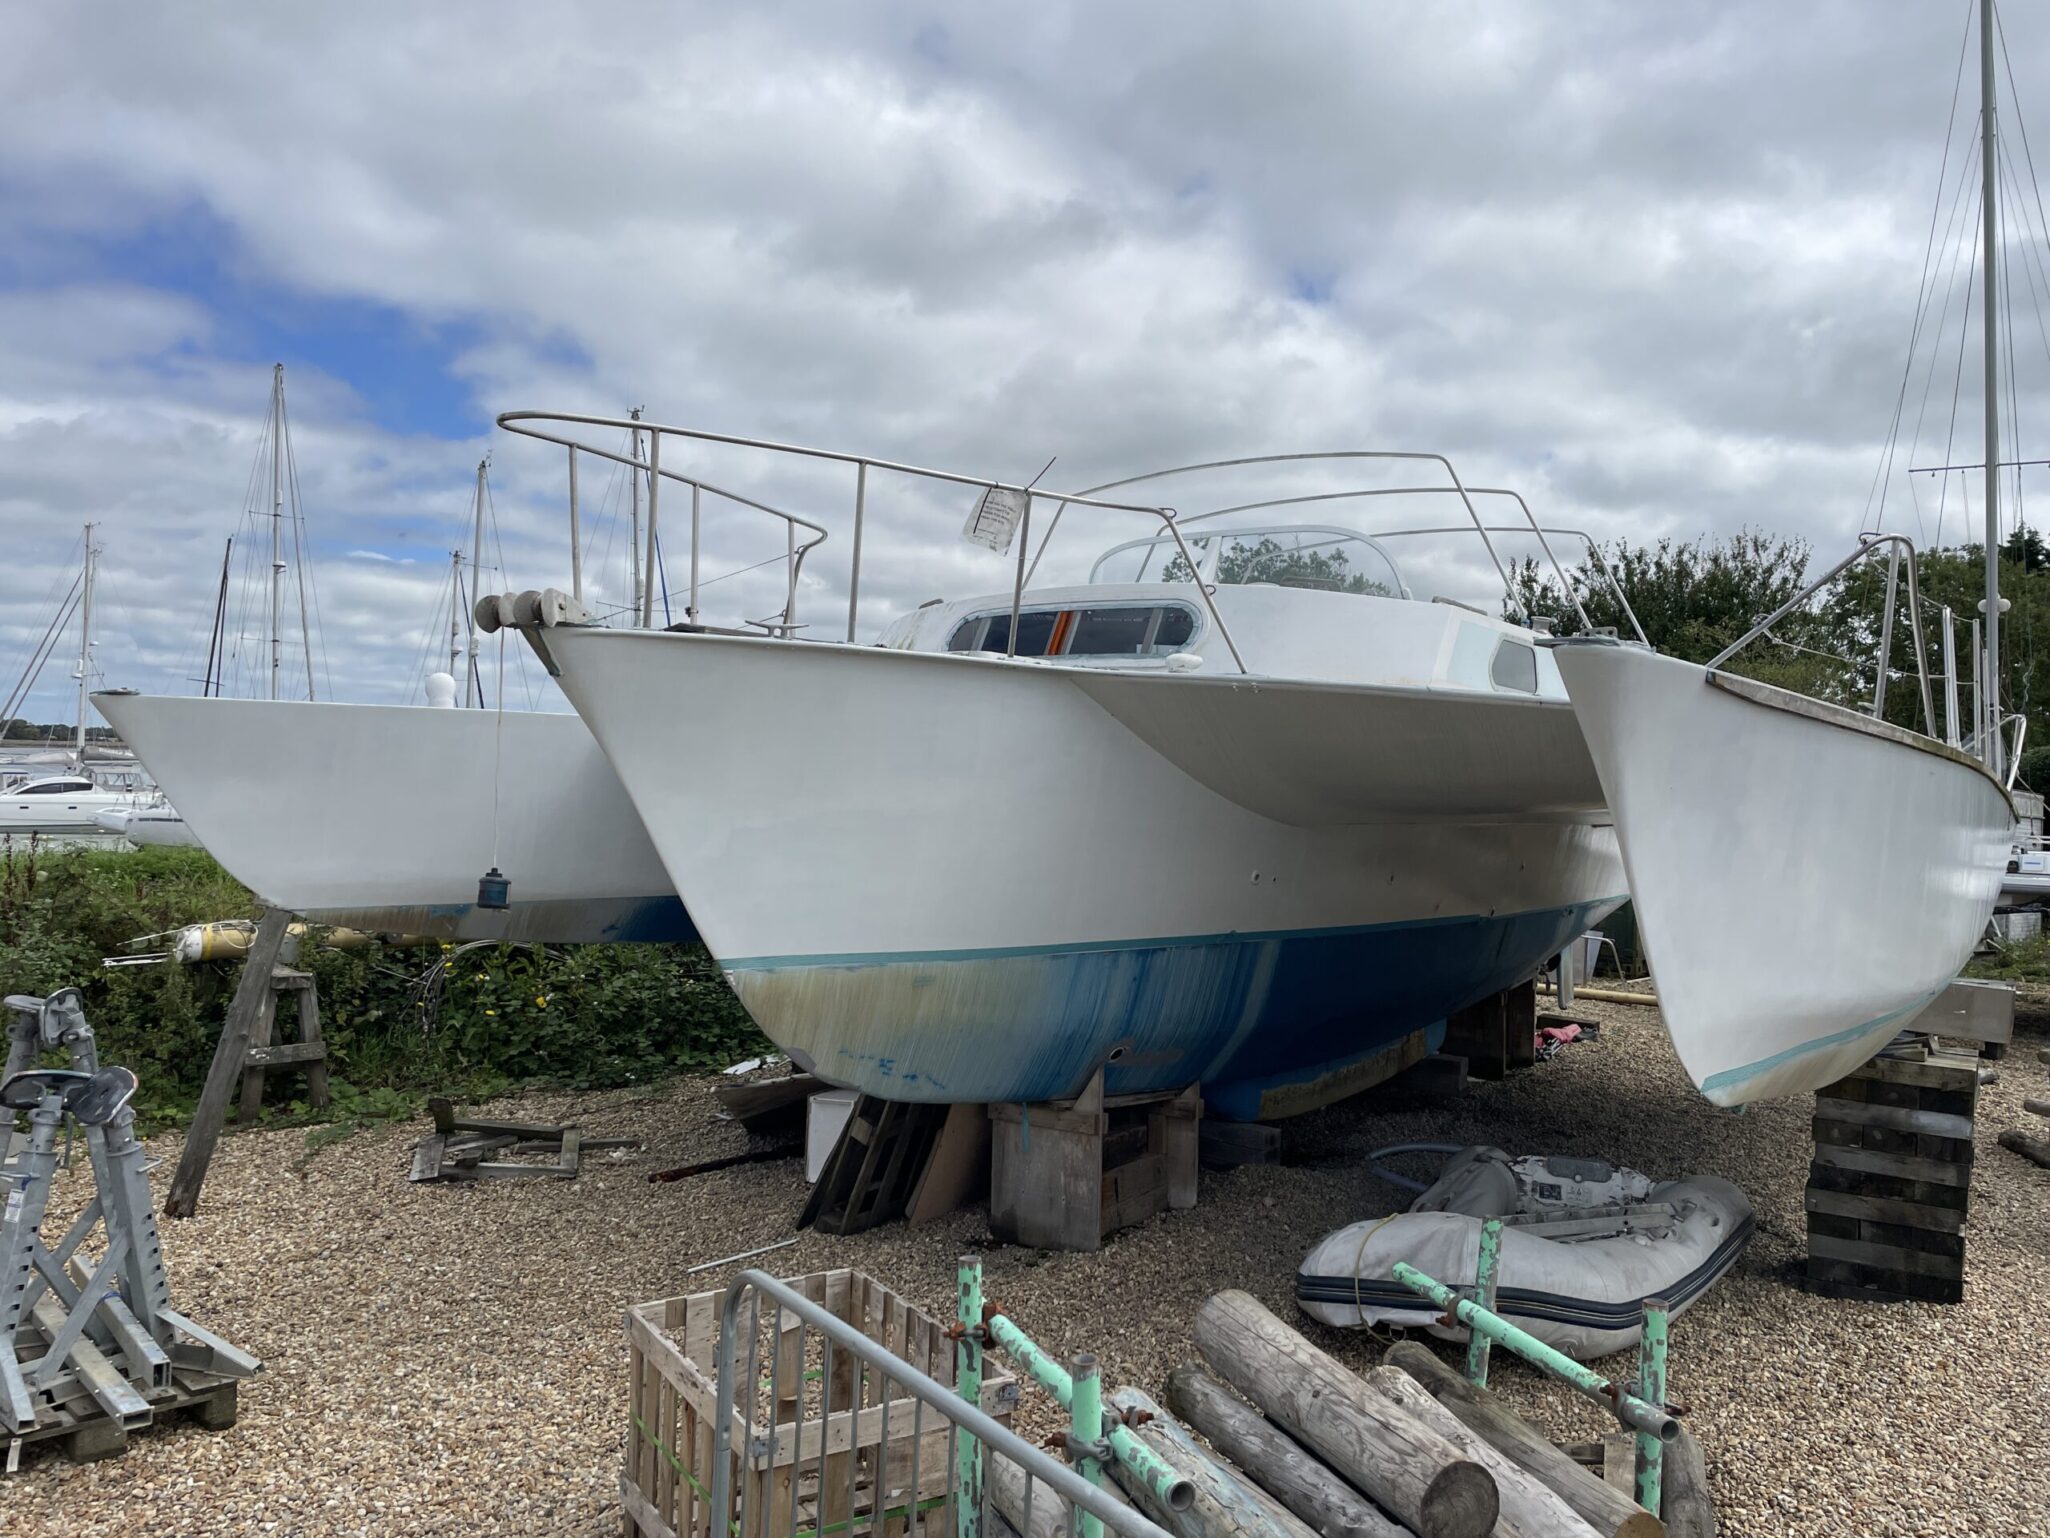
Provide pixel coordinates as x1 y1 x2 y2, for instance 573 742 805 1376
1089 524 1407 598
16 777 94 796
947 601 1200 658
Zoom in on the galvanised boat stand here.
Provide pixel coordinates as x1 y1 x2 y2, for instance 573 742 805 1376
1393 1216 1677 1517
952 1255 1194 1538
1 988 259 1468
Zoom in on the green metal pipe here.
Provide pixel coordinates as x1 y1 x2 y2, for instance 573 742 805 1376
1465 1217 1502 1388
1390 1261 1678 1441
1071 1353 1105 1538
957 1255 984 1538
984 1311 1196 1512
1634 1298 1669 1517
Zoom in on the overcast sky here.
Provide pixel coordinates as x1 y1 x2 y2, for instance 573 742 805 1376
4 0 2049 720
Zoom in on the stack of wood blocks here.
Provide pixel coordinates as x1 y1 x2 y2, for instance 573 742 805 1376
1806 1040 1979 1304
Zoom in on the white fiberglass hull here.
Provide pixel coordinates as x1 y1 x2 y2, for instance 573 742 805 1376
540 626 1625 1105
1552 642 2010 1105
91 693 692 944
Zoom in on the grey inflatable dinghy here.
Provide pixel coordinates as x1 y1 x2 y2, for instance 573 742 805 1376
1296 1145 1753 1356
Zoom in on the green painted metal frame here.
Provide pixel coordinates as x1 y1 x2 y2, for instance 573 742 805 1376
1070 1353 1105 1538
1634 1298 1670 1517
1464 1217 1502 1386
983 1310 1195 1513
957 1255 985 1538
1391 1257 1678 1517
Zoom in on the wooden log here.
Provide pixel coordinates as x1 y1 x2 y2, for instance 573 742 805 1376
1193 1290 1497 1538
1364 1367 1599 1538
1166 1363 1409 1538
1384 1342 1660 1538
1109 1385 1320 1538
988 1444 1136 1538
165 907 293 1219
1997 1128 2050 1169
1659 1426 1715 1538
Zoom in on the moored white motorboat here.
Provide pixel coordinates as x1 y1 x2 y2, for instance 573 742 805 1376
93 692 694 943
92 796 200 848
0 773 141 838
1552 637 2011 1105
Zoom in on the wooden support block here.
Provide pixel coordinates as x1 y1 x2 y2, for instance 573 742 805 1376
905 1103 989 1225
1443 992 1510 1080
1387 1052 1470 1096
1502 978 1537 1071
991 1075 1199 1250
1198 1119 1281 1169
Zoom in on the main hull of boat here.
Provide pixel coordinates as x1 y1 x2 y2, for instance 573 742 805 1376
91 693 693 944
541 626 1626 1105
1552 642 2011 1105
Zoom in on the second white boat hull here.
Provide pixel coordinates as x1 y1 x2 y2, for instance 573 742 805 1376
91 693 694 944
1553 642 2010 1104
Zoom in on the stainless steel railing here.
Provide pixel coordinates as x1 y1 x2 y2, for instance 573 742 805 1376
707 1269 1169 1538
495 410 1251 671
1706 531 1938 740
1024 452 1574 626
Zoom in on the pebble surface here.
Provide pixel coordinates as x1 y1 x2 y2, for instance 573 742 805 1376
8 1001 2048 1536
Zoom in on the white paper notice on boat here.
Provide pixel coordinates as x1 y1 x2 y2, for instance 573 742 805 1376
962 486 1027 553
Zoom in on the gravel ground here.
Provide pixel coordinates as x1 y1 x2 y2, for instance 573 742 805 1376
9 1000 2049 1537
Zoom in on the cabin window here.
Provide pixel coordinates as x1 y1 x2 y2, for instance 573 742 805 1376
947 602 1199 658
18 779 91 796
1490 640 1539 693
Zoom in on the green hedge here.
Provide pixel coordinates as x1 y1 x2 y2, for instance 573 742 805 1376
0 842 767 1124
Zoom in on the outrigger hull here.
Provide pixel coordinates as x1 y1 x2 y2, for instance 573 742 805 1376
91 693 694 944
538 624 1626 1108
1552 641 2010 1105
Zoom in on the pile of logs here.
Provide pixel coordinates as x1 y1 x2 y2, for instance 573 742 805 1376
993 1289 1713 1538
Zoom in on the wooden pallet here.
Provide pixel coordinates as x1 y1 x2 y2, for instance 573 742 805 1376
800 1098 950 1235
1806 1042 1978 1304
4 1367 238 1471
622 1269 1015 1538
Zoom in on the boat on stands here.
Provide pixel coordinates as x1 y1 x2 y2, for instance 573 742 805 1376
1551 4 2024 1103
94 392 734 943
490 418 1630 1113
94 690 689 938
1555 629 2010 1104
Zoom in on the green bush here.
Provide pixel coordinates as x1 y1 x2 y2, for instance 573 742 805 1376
0 841 767 1122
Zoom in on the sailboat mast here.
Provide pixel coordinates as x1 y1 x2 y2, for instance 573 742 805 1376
204 536 232 698
629 405 646 624
1981 0 2004 776
448 549 464 684
73 523 95 767
269 362 285 702
469 459 487 708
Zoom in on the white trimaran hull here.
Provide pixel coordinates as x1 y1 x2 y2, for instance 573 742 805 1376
92 693 693 944
1553 642 2010 1104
